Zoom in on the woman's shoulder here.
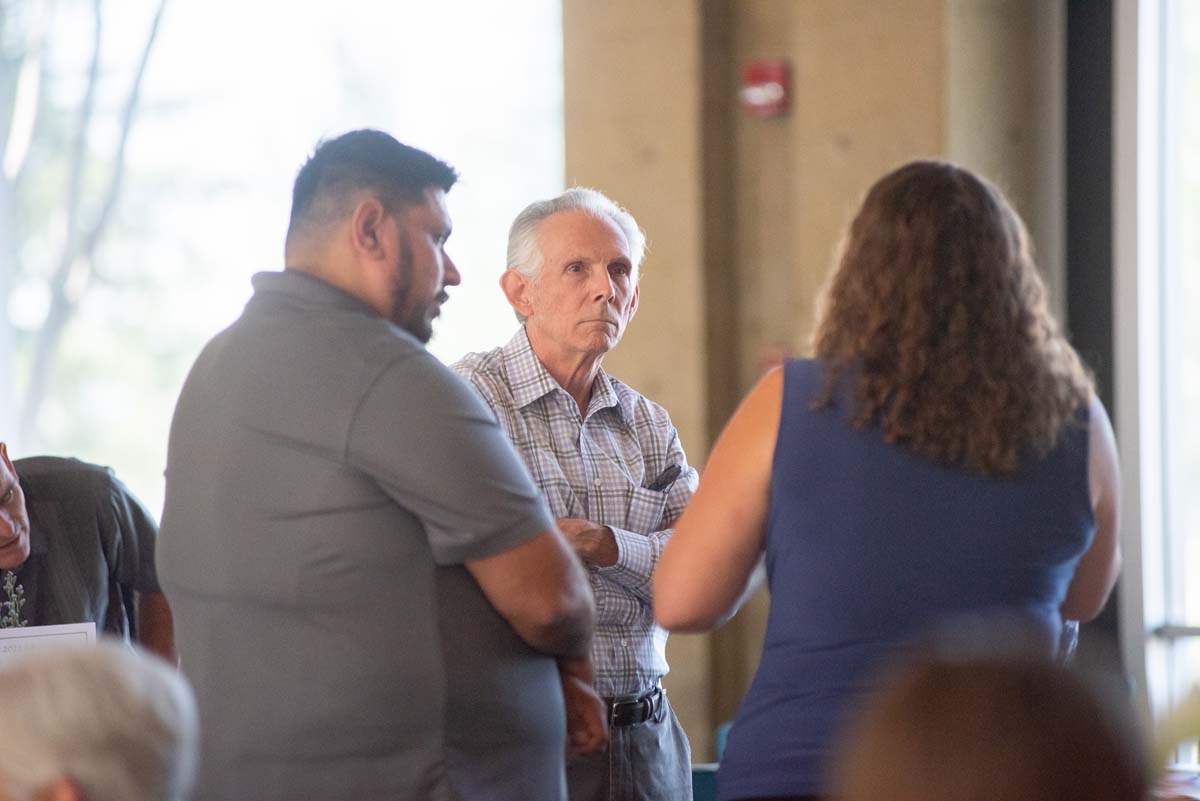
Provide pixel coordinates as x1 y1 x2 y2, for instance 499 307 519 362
780 357 844 405
780 357 823 385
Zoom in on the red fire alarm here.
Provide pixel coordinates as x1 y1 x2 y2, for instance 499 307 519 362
740 60 791 119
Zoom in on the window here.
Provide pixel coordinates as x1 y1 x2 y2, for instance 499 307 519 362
1 0 564 515
1155 0 1200 751
1117 0 1200 765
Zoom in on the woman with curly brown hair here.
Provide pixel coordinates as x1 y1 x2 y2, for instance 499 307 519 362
654 161 1121 801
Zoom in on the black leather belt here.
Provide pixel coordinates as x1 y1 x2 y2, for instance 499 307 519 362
605 686 662 728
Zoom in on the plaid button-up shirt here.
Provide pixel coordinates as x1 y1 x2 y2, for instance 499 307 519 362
453 328 698 696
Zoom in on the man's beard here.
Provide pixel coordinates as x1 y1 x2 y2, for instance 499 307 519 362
389 238 437 343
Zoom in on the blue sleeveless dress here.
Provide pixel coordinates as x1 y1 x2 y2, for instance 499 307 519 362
716 359 1095 800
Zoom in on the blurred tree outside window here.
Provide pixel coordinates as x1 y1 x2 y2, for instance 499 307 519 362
0 0 564 515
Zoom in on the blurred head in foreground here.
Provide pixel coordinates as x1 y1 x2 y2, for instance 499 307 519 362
0 642 197 801
831 653 1148 801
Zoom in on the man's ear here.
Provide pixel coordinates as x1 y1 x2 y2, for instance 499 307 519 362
628 282 640 320
0 443 13 474
348 197 391 261
500 270 534 320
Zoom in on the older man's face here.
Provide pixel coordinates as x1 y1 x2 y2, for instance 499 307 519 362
0 445 30 570
523 209 639 358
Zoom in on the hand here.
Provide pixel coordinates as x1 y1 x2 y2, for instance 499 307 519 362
556 518 618 568
559 656 607 756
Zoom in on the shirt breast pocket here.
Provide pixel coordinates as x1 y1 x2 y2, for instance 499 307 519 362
625 485 668 534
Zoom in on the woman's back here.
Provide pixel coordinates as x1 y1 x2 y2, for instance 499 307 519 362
654 161 1120 801
716 358 1095 801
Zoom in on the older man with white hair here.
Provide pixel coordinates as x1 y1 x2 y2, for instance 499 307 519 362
0 642 197 801
454 188 698 801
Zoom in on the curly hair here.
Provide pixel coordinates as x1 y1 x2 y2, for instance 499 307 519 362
811 161 1092 475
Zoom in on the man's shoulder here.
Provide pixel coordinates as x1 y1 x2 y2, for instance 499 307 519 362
451 347 512 401
301 312 436 378
452 345 505 379
188 295 438 409
218 280 431 365
605 375 675 426
16 456 114 499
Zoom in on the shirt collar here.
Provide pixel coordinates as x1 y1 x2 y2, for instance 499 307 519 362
500 328 625 422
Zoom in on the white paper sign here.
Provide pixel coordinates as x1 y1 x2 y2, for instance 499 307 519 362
0 623 97 664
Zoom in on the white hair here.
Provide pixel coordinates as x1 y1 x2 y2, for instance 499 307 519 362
0 641 198 801
506 187 648 323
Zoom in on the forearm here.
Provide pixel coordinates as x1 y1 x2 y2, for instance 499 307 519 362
468 529 597 658
655 370 779 632
713 555 768 628
495 553 596 657
516 584 596 658
557 653 607 755
558 653 595 685
136 590 177 664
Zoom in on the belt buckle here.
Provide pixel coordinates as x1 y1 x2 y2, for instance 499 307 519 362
608 686 659 728
608 698 636 728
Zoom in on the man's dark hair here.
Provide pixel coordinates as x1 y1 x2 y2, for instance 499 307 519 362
286 129 457 240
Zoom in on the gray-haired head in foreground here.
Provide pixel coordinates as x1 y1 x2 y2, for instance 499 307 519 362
506 187 647 324
0 642 198 801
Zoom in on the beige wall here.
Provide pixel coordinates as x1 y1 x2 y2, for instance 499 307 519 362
563 0 1065 761
945 0 1067 318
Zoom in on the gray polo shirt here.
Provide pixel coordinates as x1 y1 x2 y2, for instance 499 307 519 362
159 270 564 801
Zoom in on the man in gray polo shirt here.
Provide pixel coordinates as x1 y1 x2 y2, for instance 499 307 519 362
159 130 597 801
